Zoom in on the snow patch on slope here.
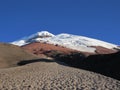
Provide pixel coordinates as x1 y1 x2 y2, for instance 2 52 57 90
12 40 26 46
11 31 118 53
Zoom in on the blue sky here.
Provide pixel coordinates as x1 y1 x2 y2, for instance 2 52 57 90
0 0 120 45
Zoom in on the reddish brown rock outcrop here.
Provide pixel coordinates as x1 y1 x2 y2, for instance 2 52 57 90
22 42 117 57
93 46 117 54
22 42 78 57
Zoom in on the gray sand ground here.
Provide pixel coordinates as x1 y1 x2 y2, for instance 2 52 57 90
0 61 120 90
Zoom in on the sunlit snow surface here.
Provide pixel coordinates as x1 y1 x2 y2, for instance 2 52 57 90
11 31 118 53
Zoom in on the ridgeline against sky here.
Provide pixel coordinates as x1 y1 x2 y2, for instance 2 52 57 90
0 0 120 45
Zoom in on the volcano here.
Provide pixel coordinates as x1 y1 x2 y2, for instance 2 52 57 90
0 31 120 89
12 31 119 54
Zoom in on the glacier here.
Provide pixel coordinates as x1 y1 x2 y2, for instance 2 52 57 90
11 31 118 53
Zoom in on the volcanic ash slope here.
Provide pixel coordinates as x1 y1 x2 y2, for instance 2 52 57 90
0 43 38 68
0 61 120 90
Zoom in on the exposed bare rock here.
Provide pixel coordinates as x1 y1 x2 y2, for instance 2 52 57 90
93 46 117 54
22 42 78 57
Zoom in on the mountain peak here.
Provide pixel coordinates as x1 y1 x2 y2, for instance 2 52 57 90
11 31 119 53
36 31 55 37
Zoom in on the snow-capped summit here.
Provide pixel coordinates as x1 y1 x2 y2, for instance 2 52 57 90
36 31 55 37
12 31 54 46
11 31 119 53
27 31 55 39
